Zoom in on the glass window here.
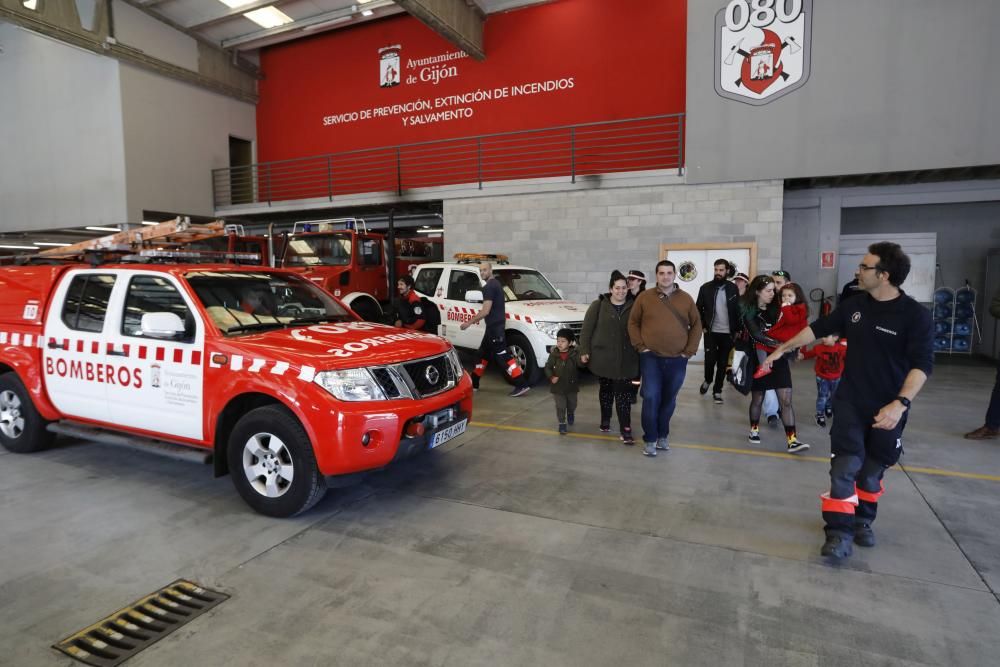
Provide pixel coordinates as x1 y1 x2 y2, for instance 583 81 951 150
447 270 481 301
122 276 195 341
493 269 561 301
282 233 352 266
187 271 353 336
414 268 442 296
358 236 382 266
61 274 116 332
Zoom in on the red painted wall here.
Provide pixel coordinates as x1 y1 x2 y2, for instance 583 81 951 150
256 0 686 163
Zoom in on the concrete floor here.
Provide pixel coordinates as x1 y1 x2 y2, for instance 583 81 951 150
2 358 999 666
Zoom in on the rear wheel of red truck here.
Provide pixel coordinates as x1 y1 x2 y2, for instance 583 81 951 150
0 373 54 454
227 405 327 517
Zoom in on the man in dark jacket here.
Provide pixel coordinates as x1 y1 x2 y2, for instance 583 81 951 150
696 259 741 404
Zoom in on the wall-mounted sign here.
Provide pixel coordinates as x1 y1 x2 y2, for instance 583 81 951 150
257 0 686 162
821 251 836 269
715 0 812 105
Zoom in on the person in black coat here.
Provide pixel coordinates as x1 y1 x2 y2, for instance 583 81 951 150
579 271 640 444
695 259 741 403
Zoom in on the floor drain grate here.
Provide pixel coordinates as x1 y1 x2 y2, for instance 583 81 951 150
53 579 229 666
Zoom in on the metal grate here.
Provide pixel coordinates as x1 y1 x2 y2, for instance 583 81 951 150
53 580 229 666
370 366 402 399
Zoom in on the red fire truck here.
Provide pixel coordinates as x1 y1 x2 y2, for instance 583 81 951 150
272 219 443 321
1 231 471 517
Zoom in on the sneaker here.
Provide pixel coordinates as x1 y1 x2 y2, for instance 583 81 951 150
786 438 810 454
642 441 657 457
713 392 723 404
964 425 1000 440
508 385 530 398
825 406 833 418
699 381 710 395
621 428 635 446
599 423 611 433
655 437 670 451
748 430 761 444
752 365 772 379
820 533 853 560
766 415 779 428
567 412 575 426
558 423 567 436
854 522 875 547
816 414 827 427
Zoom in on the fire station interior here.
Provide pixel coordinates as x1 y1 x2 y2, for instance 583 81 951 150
2 1 1000 665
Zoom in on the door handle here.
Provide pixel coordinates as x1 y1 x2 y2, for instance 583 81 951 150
47 340 63 349
107 350 127 357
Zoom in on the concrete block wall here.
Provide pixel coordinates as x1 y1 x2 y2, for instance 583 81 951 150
443 180 784 305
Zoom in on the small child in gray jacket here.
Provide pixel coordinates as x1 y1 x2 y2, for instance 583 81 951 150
544 328 583 435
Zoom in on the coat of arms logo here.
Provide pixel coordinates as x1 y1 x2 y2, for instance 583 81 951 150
715 0 812 105
379 45 400 88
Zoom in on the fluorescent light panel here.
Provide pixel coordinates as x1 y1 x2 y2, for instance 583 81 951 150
142 221 160 226
362 9 374 16
33 242 71 247
244 6 293 28
416 228 444 234
218 0 256 7
85 226 121 232
0 244 38 250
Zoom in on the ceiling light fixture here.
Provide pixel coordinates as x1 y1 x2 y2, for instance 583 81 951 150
85 226 121 232
0 244 39 250
218 0 256 8
244 6 293 29
142 221 160 226
303 15 351 30
361 9 374 16
33 242 72 247
416 228 444 234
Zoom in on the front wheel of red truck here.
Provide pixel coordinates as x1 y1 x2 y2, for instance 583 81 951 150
0 373 54 454
227 405 327 517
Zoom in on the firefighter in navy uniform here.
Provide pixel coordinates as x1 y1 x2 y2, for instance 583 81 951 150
460 261 530 397
764 242 933 561
394 275 427 331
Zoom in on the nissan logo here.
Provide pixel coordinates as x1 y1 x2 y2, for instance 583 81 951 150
424 365 440 385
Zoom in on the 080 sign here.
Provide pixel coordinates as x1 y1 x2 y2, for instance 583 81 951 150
724 0 803 31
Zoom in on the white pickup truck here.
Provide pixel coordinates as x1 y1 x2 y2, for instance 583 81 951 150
411 260 588 384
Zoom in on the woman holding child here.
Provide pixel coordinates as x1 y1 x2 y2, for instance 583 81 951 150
739 275 810 454
579 271 639 445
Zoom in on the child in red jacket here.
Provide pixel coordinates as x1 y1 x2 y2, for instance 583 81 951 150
800 335 848 427
753 283 808 378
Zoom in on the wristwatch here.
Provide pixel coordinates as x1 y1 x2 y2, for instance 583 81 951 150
895 396 911 410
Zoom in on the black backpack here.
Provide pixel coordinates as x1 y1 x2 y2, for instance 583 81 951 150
417 296 441 334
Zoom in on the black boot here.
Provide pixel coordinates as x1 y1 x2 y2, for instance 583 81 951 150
820 532 853 560
854 521 875 547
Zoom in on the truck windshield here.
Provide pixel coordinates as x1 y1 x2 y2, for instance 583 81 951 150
187 271 354 335
493 269 562 301
282 233 352 266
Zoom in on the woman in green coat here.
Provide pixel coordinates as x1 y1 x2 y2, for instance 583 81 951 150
579 271 640 445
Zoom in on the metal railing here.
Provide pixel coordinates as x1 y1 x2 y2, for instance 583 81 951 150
213 114 684 208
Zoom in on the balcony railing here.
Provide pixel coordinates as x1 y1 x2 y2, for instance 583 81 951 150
213 113 684 208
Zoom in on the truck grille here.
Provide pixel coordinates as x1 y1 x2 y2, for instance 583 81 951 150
402 354 453 398
368 353 457 400
565 322 584 339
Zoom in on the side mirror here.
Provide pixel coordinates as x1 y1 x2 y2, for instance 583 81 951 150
557 289 565 299
140 312 186 339
465 290 484 303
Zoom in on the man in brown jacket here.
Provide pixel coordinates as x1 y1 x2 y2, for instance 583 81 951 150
628 260 703 457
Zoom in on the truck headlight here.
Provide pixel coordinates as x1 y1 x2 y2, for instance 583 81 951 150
534 321 567 339
314 369 386 401
446 346 463 378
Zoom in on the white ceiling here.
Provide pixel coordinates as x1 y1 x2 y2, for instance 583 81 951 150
133 0 550 54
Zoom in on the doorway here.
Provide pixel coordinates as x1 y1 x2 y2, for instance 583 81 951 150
228 136 253 205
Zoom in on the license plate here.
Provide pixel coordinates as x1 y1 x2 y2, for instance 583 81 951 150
430 418 467 448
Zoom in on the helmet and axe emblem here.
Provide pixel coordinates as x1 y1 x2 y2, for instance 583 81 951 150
715 0 812 105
